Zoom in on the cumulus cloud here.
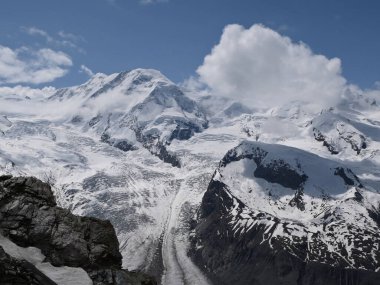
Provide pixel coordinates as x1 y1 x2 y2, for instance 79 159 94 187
0 45 72 84
197 24 347 110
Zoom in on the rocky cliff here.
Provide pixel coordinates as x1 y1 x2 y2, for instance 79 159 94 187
0 175 156 285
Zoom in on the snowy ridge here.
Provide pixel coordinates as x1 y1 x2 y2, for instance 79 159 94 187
208 141 380 269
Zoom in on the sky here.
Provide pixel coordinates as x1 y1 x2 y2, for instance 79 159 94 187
0 0 379 91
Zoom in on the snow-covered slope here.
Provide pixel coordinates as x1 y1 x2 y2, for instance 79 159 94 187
0 115 12 134
0 234 92 285
0 68 379 284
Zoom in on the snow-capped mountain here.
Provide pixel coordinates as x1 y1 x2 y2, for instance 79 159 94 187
190 141 380 284
0 68 379 284
49 69 208 166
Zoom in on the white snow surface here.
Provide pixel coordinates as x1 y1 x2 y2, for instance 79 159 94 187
0 68 379 283
0 234 92 285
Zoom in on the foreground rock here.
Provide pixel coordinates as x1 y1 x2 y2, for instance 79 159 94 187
0 175 156 285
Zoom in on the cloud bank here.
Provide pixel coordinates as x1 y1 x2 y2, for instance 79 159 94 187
0 45 72 84
0 85 56 99
197 24 347 110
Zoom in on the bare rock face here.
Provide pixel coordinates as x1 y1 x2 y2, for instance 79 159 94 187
0 175 156 285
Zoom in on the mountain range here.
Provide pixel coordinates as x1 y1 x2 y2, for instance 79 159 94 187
0 68 379 285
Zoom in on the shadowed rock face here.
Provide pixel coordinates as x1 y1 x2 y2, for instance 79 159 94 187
254 160 308 190
0 175 157 285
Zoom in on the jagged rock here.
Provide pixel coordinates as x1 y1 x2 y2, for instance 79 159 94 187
0 175 157 285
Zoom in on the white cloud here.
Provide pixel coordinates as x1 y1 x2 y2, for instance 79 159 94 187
58 31 82 42
364 85 380 104
23 27 84 52
37 48 73 66
80 65 94 77
197 24 347 110
140 0 168 5
0 85 56 99
0 45 72 84
103 0 168 6
23 27 53 42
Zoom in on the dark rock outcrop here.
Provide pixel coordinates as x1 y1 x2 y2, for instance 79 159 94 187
334 167 363 188
0 175 156 285
136 130 181 168
168 120 203 141
101 132 138 152
313 128 340 155
254 160 308 190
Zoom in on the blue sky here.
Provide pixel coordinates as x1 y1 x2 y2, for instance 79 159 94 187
0 0 379 89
